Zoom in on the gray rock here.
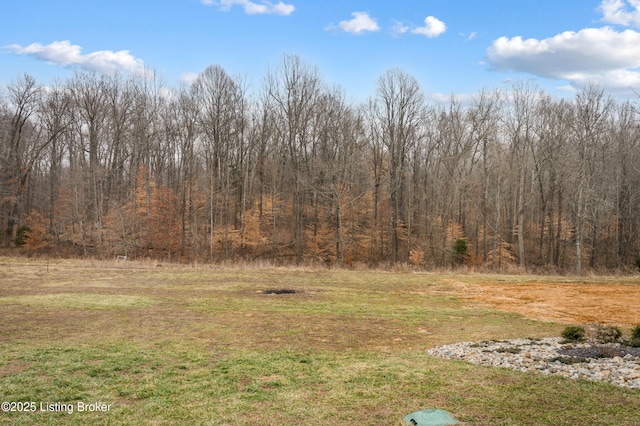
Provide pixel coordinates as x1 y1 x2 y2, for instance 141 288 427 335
426 337 640 389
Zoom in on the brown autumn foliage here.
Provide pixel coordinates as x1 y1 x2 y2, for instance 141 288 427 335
24 210 48 252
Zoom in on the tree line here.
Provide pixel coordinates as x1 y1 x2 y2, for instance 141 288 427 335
2 55 639 273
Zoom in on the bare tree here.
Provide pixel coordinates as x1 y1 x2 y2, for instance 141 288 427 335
0 74 41 243
363 97 387 261
468 89 502 263
265 55 323 264
504 81 542 268
1 74 70 245
611 101 640 267
162 87 200 257
570 83 614 274
40 81 72 238
374 69 425 264
3 61 640 271
310 87 366 265
192 65 248 259
69 70 108 243
103 74 136 212
532 96 573 268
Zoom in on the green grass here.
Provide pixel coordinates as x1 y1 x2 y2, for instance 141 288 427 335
0 293 155 309
0 258 638 425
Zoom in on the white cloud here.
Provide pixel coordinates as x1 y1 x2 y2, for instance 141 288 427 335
599 0 640 27
391 20 409 36
336 12 379 34
556 85 577 93
427 92 474 106
411 16 447 38
180 72 199 86
202 0 294 15
158 87 175 100
487 27 640 91
390 16 447 39
4 40 149 76
459 32 477 40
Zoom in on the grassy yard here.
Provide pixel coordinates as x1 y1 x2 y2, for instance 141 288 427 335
0 258 638 425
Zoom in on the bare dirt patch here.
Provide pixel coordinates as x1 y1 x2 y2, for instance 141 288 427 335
261 289 297 295
449 280 640 326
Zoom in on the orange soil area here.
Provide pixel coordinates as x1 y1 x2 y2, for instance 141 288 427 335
451 281 640 327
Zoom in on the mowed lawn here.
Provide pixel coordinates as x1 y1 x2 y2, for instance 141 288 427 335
0 258 639 425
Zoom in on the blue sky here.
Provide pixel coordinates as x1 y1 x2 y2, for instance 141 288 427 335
3 0 640 101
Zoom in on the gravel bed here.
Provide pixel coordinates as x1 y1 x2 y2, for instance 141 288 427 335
426 338 640 389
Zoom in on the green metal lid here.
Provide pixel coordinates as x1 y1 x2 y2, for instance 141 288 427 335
403 409 460 425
